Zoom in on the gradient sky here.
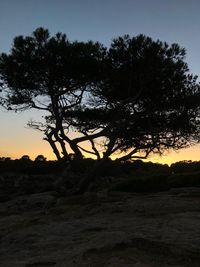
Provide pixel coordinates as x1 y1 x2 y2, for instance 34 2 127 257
0 0 199 164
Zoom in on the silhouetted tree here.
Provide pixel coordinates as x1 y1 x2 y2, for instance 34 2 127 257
20 155 31 161
61 35 199 193
34 154 46 162
0 28 106 160
0 30 199 190
67 35 200 162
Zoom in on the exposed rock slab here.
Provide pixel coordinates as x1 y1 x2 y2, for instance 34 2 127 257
0 191 200 266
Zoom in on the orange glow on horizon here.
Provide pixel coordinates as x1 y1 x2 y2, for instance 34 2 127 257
1 143 199 166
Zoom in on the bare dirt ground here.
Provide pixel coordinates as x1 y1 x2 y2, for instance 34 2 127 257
0 189 200 266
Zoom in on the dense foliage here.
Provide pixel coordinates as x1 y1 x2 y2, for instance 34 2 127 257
0 28 199 162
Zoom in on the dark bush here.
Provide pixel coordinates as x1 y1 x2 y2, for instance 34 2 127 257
112 174 170 193
168 171 200 188
171 161 200 174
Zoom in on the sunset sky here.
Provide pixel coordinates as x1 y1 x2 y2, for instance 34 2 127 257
0 0 199 164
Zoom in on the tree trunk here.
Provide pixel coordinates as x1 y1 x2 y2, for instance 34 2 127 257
68 140 83 160
45 133 62 161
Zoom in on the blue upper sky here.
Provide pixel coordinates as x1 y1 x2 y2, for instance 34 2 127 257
1 0 200 75
0 0 199 162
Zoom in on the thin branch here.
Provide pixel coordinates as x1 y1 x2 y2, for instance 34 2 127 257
103 137 116 159
31 102 50 111
81 130 101 159
77 145 98 156
72 128 106 144
116 148 138 161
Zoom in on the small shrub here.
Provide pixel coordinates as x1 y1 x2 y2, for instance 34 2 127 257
112 174 170 193
168 171 200 188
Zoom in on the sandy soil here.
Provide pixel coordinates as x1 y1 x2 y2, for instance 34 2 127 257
0 190 200 266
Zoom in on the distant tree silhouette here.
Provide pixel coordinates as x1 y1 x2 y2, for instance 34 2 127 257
34 154 46 162
20 155 31 161
0 157 11 162
0 29 199 165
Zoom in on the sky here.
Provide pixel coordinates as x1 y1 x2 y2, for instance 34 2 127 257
0 0 199 164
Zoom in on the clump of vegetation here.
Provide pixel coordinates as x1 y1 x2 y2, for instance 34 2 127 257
0 159 200 200
112 161 200 193
168 171 200 188
112 173 170 193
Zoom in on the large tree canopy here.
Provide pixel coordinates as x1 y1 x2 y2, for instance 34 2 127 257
0 28 199 162
0 28 106 160
88 35 200 160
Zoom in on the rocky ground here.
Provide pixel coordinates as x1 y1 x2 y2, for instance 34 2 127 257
0 188 200 266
